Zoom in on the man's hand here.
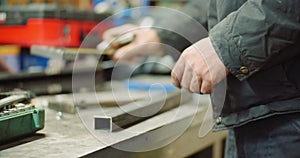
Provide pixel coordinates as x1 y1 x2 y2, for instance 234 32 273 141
102 24 164 63
171 38 229 94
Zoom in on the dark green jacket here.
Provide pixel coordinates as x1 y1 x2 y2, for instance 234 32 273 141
158 0 300 130
209 0 300 130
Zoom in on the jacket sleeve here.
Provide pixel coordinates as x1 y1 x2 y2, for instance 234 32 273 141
209 0 300 81
154 0 209 59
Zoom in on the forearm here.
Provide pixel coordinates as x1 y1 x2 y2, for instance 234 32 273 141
209 0 300 80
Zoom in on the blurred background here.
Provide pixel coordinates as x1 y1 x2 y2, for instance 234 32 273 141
0 0 190 95
0 0 187 74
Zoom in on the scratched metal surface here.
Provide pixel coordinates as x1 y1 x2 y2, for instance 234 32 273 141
0 76 215 158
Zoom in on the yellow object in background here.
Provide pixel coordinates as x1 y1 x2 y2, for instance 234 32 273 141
0 45 20 55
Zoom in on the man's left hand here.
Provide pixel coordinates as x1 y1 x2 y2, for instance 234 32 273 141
171 38 229 94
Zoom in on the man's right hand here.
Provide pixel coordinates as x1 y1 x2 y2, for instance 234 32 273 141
102 24 164 63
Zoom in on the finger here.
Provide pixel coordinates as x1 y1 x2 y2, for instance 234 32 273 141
200 80 212 94
171 57 185 89
180 65 193 92
113 43 140 62
171 76 181 89
110 40 121 49
103 48 116 57
113 45 135 60
190 73 202 93
103 28 120 42
113 55 142 65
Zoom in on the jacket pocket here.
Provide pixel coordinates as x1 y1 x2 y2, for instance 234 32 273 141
223 64 300 115
247 64 299 101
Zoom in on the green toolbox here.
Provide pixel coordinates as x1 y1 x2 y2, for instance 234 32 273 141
0 91 45 144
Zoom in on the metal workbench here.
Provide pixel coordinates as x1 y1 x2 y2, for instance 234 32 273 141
0 77 227 158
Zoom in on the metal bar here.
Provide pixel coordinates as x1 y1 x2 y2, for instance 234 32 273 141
0 68 106 96
0 95 27 109
77 90 192 132
30 32 136 61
